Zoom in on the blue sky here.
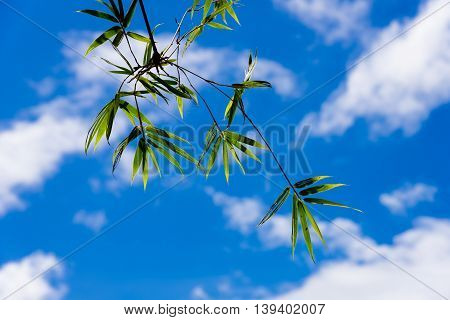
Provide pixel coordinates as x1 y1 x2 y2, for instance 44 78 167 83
0 0 449 299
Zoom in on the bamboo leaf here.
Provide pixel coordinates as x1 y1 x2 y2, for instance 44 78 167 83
132 140 143 181
227 142 245 174
78 9 119 23
147 146 161 177
112 30 124 47
127 31 149 42
85 26 120 55
206 137 221 177
226 4 240 24
203 0 213 20
224 131 267 149
294 176 331 189
112 126 140 173
304 198 362 213
124 0 138 27
292 194 299 258
300 184 346 196
258 187 290 226
298 200 315 262
303 202 325 245
176 96 184 118
223 140 229 182
208 22 232 30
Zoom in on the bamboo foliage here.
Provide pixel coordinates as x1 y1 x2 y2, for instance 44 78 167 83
79 0 360 260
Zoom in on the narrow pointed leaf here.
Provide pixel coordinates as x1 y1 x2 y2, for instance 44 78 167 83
78 9 119 22
258 187 290 226
298 200 315 262
300 184 346 196
292 194 299 257
294 176 331 189
85 26 120 55
304 198 362 213
124 0 138 27
223 140 229 182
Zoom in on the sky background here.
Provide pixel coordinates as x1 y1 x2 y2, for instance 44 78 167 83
0 0 449 300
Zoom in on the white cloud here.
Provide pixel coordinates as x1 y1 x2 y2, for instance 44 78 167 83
0 112 88 216
301 0 450 137
190 286 210 299
258 215 292 248
205 187 263 234
0 252 66 300
380 183 437 214
28 77 57 97
273 0 371 43
73 210 107 232
276 216 450 299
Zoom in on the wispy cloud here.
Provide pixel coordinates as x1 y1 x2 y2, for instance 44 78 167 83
276 216 450 299
204 187 263 234
73 210 107 232
379 183 437 214
300 0 450 137
0 252 66 300
273 0 371 43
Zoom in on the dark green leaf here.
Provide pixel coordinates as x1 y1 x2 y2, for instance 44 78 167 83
304 198 362 213
78 9 119 23
300 184 346 196
124 0 138 27
294 176 331 189
258 187 290 226
85 26 120 55
298 200 315 262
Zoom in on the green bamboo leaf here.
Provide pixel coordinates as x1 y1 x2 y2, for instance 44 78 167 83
224 131 267 149
112 126 140 172
258 187 290 226
148 140 184 174
124 0 138 27
208 22 232 30
176 96 184 118
292 194 299 258
298 200 315 262
112 30 124 47
148 73 190 99
147 132 196 164
147 146 161 177
191 0 200 18
198 125 218 165
227 142 245 174
223 140 229 182
77 9 119 23
227 138 260 162
300 184 346 196
139 139 149 189
146 126 189 144
127 31 149 42
232 80 271 89
85 26 120 55
294 176 331 189
108 0 121 18
203 0 213 20
226 4 240 24
302 202 325 245
206 137 221 177
119 100 152 125
132 141 143 181
105 96 120 142
304 198 362 213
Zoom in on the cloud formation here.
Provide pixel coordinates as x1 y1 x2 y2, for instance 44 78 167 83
73 210 108 232
301 0 450 137
379 183 437 214
273 0 371 43
276 216 450 299
0 252 66 300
